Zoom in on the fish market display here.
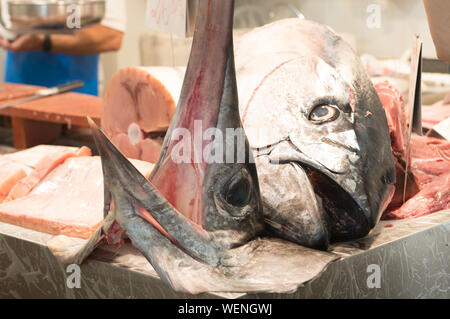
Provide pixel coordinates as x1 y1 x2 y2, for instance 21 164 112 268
105 64 448 226
107 22 449 225
101 19 397 250
0 0 447 297
102 67 184 163
50 0 339 294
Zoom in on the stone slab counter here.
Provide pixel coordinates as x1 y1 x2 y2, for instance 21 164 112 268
0 210 448 298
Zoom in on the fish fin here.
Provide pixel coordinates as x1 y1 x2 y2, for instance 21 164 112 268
404 38 423 203
87 117 222 266
411 39 423 136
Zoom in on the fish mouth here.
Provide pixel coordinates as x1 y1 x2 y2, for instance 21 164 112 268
258 152 372 250
296 163 370 241
255 158 330 250
254 135 374 249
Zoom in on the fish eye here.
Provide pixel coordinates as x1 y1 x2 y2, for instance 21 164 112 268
309 104 340 124
225 170 253 208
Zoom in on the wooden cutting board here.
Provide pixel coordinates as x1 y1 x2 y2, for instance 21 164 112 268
0 91 102 127
0 82 43 102
0 82 101 149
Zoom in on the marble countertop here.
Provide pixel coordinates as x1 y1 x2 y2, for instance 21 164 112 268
0 210 449 298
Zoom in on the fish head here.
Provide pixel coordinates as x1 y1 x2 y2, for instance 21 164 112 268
201 132 263 247
196 58 264 247
89 0 265 267
239 19 396 247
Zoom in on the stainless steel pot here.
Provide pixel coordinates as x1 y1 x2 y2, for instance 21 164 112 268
1 0 105 34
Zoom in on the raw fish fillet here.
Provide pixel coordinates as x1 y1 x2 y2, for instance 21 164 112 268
2 145 80 168
409 135 450 192
6 146 92 201
422 92 450 129
101 67 184 163
0 156 154 239
0 145 83 203
385 172 450 219
376 82 450 218
0 163 27 203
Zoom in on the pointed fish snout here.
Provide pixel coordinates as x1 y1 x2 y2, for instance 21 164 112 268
258 135 392 246
254 156 329 249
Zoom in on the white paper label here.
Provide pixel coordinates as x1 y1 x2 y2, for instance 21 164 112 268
146 0 187 38
433 117 450 141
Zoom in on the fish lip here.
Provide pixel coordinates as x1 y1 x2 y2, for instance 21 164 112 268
264 217 329 250
258 138 372 241
281 158 372 241
253 136 349 176
255 159 330 250
285 137 349 176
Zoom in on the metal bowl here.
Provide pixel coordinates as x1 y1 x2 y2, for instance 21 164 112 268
2 0 105 34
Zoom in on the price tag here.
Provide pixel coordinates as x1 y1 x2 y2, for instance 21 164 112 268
146 0 188 38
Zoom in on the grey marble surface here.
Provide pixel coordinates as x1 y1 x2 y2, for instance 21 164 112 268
0 210 449 298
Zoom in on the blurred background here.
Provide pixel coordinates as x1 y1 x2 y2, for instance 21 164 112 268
0 0 441 96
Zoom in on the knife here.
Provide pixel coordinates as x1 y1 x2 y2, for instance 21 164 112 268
402 35 423 203
0 80 84 110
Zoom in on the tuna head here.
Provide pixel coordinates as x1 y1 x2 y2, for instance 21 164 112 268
84 2 339 294
236 19 396 249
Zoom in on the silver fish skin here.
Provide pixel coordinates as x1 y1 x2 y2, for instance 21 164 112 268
235 19 396 248
58 0 339 294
